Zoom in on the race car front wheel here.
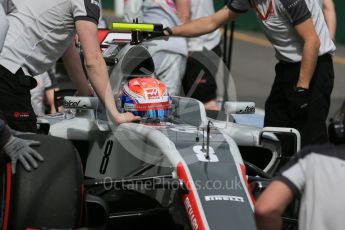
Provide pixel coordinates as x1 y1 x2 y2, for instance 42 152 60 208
0 134 84 230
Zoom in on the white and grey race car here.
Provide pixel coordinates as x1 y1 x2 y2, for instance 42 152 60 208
0 23 301 230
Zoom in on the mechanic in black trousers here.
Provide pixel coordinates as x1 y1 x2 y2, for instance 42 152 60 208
164 0 336 147
0 0 43 173
0 0 140 133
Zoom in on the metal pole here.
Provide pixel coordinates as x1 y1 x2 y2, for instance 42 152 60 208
223 21 235 102
223 24 229 64
223 0 229 64
227 21 235 71
223 0 231 101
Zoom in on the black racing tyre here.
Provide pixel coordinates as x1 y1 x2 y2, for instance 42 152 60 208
1 134 84 230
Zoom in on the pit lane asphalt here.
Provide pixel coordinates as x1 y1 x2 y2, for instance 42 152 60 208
231 30 345 119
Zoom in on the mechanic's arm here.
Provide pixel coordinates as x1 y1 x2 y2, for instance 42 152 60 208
175 0 191 24
255 181 294 230
62 40 93 96
168 6 240 37
75 21 140 124
295 18 320 89
322 0 336 41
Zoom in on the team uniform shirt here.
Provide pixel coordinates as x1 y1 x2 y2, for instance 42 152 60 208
275 144 345 230
0 0 14 13
227 0 336 62
0 0 9 51
0 0 100 76
187 0 221 51
124 0 188 57
0 2 7 51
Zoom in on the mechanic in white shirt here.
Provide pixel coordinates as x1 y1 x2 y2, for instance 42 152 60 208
0 0 44 174
0 0 140 132
176 0 222 110
164 0 336 147
255 110 345 230
0 0 9 51
124 0 188 96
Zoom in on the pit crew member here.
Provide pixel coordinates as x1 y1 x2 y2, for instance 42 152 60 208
175 0 222 110
164 0 336 147
0 0 12 52
0 0 140 132
124 0 188 96
255 107 345 230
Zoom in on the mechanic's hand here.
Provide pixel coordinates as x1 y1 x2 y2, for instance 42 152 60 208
114 112 141 125
163 27 173 36
2 136 44 174
288 86 310 116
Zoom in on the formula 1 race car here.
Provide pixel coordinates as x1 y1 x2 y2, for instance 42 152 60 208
0 23 301 230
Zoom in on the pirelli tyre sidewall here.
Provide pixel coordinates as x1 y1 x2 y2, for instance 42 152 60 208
1 134 84 230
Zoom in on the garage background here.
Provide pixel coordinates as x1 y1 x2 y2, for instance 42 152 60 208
102 0 345 44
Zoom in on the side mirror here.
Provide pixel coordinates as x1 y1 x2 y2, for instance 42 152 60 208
259 127 301 155
63 96 99 110
224 102 256 115
224 102 255 123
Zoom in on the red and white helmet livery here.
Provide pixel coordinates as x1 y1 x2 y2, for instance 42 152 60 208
119 78 172 121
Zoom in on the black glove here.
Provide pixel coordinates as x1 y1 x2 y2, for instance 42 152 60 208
139 29 170 42
163 27 173 36
288 86 310 116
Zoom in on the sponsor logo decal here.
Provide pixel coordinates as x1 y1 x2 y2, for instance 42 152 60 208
144 87 160 99
239 106 255 114
251 0 275 21
287 0 302 9
64 100 81 107
13 112 30 118
124 102 170 111
177 162 205 230
184 197 199 230
205 195 244 203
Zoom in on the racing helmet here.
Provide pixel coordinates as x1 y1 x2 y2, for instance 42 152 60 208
118 78 172 122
